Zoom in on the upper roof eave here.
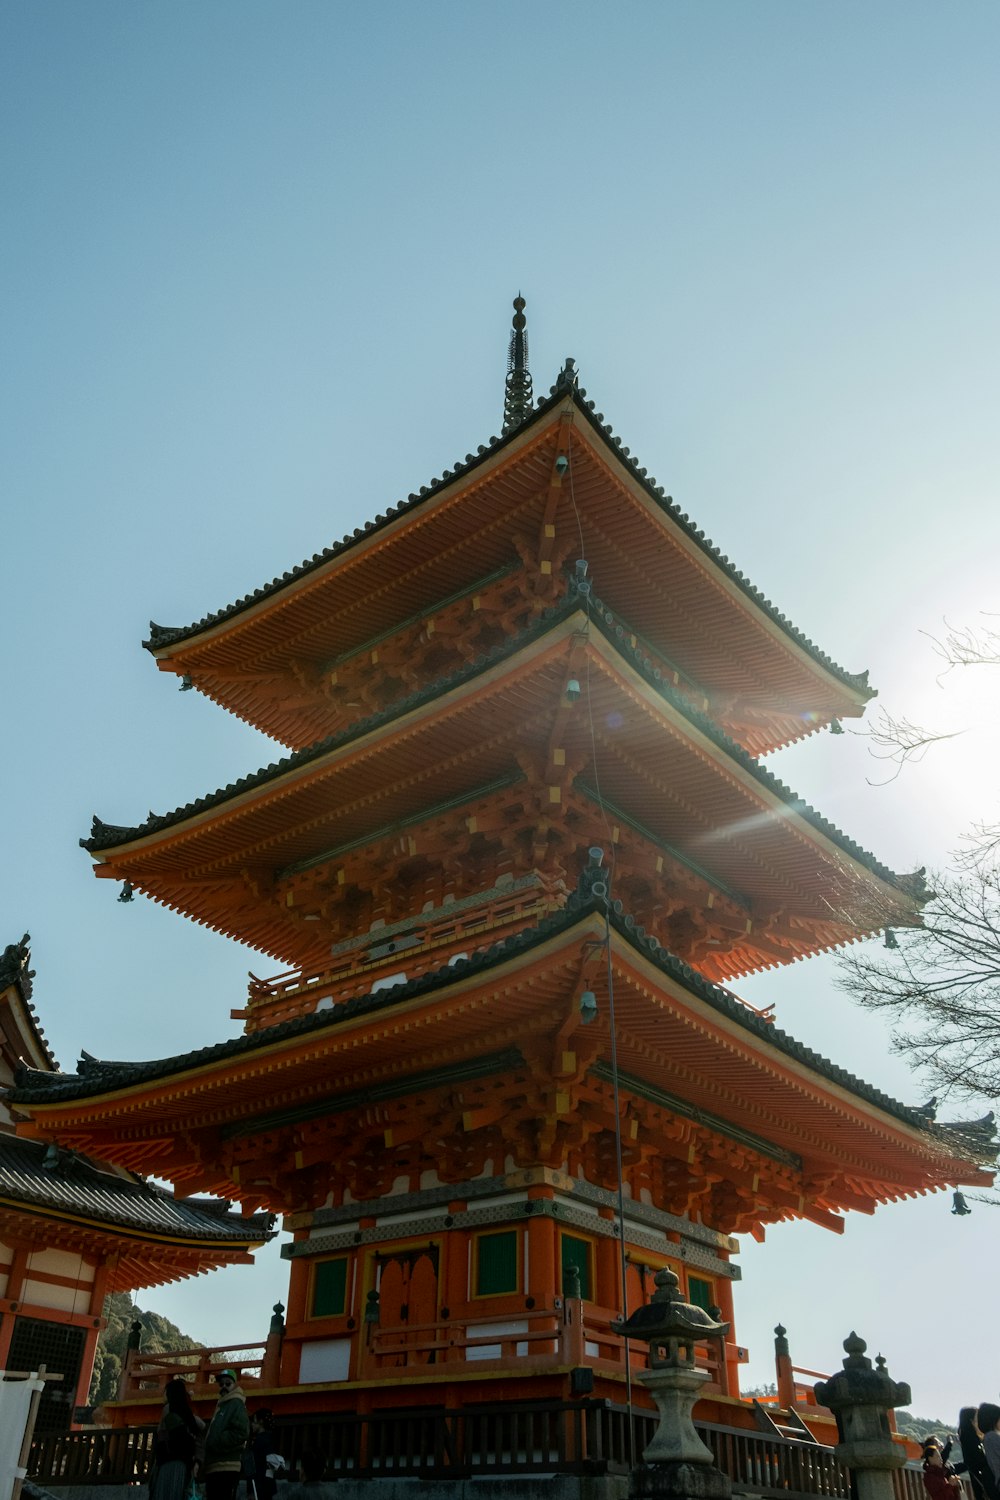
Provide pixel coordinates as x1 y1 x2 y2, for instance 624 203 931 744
88 586 925 905
9 880 992 1174
144 380 872 703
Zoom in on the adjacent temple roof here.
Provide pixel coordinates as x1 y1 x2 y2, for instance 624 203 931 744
0 934 275 1288
0 932 56 1072
0 1135 273 1246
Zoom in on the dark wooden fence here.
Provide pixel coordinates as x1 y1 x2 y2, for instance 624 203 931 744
29 1425 157 1487
29 1402 928 1497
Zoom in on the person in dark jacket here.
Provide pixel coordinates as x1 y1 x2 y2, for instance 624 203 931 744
204 1369 250 1500
979 1406 1000 1490
958 1408 1000 1500
248 1408 277 1500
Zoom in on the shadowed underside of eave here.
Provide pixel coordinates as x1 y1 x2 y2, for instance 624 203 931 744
0 1199 265 1288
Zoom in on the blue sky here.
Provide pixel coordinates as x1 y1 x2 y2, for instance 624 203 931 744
3 1 1000 1419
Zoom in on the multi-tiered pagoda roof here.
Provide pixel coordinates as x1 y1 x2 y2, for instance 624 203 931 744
7 305 994 1428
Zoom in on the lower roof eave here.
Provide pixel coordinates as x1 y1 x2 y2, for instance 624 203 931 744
9 902 994 1202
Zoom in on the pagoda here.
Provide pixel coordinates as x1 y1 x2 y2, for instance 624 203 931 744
0 935 273 1432
11 302 994 1424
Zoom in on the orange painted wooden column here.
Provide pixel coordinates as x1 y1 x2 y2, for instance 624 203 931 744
774 1322 796 1408
440 1206 469 1364
0 1242 29 1371
712 1268 738 1398
284 1236 310 1327
526 1193 557 1302
595 1210 619 1313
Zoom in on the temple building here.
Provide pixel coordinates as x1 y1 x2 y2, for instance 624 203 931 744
0 935 274 1431
9 303 994 1426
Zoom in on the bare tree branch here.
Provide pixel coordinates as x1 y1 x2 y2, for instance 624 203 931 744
839 863 1000 1106
924 617 1000 676
850 616 999 783
858 708 960 784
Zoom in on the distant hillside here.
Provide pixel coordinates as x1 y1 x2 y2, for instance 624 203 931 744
89 1292 201 1405
896 1412 956 1443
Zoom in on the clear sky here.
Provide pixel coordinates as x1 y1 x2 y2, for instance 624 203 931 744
3 1 999 1422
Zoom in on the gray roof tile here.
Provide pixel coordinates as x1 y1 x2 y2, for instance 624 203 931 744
0 1134 274 1241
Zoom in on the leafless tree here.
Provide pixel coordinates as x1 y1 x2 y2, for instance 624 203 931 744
839 866 1000 1107
840 617 1000 1166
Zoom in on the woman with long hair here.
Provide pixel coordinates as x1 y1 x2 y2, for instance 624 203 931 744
151 1377 205 1500
957 1408 1000 1500
977 1406 1000 1493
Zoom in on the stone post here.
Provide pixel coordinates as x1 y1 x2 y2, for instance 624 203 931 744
814 1333 910 1500
612 1268 732 1500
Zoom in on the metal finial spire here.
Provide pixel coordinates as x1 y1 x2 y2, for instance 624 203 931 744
502 294 534 433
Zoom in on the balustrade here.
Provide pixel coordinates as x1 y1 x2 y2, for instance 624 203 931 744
117 1340 266 1401
242 883 554 1027
32 1402 915 1494
114 1305 733 1396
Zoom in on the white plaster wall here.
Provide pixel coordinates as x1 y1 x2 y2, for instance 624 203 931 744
21 1278 88 1313
298 1338 351 1384
26 1248 92 1280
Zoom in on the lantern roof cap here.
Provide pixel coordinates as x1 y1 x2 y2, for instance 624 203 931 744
613 1267 729 1345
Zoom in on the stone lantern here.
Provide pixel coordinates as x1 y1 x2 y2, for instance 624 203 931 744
612 1267 731 1500
814 1333 911 1500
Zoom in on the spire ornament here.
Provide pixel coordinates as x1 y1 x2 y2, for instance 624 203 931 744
502 295 534 433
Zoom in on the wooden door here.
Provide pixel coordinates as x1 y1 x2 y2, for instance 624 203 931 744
373 1246 440 1365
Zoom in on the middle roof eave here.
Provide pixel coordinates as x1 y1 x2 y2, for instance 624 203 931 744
85 591 922 917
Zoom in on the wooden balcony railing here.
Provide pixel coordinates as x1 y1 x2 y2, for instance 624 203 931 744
29 1400 929 1494
364 1303 730 1396
240 880 556 1029
114 1304 732 1401
116 1340 269 1401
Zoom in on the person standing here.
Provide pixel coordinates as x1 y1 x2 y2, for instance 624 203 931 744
248 1409 278 1500
151 1377 203 1500
922 1443 961 1500
957 1408 1000 1500
203 1369 250 1500
978 1406 1000 1489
